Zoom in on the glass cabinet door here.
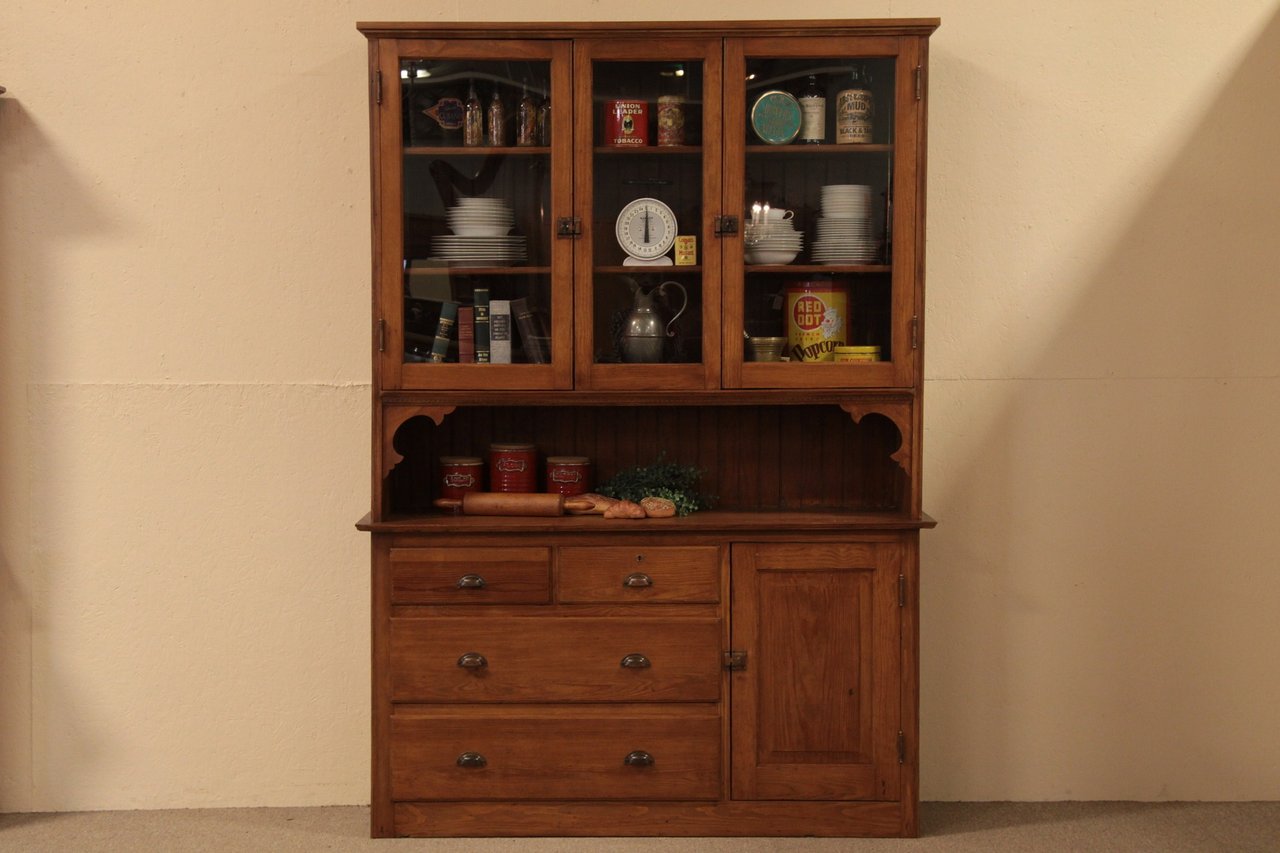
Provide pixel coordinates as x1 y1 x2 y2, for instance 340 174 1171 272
723 36 921 389
573 39 722 391
375 39 573 389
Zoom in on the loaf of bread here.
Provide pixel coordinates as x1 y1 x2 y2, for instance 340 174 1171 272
565 492 619 515
640 496 676 518
602 499 646 519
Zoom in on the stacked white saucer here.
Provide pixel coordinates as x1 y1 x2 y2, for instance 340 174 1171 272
743 215 803 265
810 184 879 264
433 197 526 266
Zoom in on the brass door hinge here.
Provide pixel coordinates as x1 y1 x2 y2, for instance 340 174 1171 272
714 215 738 236
556 216 582 238
375 70 383 105
899 574 906 608
911 315 920 350
723 650 748 671
914 66 923 101
377 318 386 353
898 731 906 764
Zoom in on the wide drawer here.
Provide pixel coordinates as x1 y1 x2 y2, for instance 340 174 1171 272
390 706 721 801
390 617 721 702
390 547 550 605
558 546 720 603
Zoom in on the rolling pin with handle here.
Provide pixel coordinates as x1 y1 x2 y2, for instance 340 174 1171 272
435 492 595 516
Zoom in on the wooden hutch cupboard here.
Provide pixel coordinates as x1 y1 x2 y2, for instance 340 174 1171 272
356 19 939 838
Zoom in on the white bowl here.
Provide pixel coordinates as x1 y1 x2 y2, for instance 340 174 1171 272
745 249 798 265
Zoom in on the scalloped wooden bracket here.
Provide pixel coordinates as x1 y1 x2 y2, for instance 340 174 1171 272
381 405 457 479
839 400 912 470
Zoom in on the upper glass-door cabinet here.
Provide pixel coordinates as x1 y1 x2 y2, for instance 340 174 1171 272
723 36 923 389
573 39 722 391
373 39 573 389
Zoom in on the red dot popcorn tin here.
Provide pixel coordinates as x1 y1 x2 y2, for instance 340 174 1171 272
786 279 851 362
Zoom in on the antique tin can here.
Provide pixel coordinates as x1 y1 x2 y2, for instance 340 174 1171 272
786 279 851 362
833 345 881 363
605 99 648 146
656 95 685 146
836 86 874 143
489 442 538 492
675 235 697 265
545 456 591 496
439 456 483 501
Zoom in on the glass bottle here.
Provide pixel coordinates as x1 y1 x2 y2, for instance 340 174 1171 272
798 74 826 144
537 94 552 146
516 83 538 146
486 89 506 146
463 79 483 147
836 64 873 144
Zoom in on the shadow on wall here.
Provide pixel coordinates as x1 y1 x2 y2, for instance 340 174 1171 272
923 9 1280 800
0 95 117 811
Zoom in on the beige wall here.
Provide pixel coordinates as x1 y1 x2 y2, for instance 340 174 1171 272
2 0 1277 811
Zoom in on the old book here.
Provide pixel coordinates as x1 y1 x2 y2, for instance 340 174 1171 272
457 306 475 363
511 296 550 363
473 287 490 363
428 301 458 363
490 299 512 364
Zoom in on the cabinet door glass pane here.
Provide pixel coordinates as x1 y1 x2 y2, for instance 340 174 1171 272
590 60 704 367
740 56 896 366
400 59 553 366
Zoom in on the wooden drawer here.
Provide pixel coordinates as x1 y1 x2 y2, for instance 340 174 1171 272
390 547 550 605
390 617 721 702
390 706 721 801
558 546 720 603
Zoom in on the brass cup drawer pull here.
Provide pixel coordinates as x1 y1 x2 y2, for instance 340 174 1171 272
456 752 488 769
457 652 488 670
623 572 653 588
624 750 654 767
456 574 487 589
620 653 651 669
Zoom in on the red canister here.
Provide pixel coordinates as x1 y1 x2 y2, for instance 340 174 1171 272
439 456 484 501
545 456 591 496
489 442 538 493
605 99 648 146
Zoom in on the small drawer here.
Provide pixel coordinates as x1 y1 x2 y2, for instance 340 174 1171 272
558 546 720 603
390 547 550 605
391 706 721 801
390 617 721 703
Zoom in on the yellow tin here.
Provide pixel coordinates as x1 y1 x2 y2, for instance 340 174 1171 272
833 345 881 363
785 279 850 362
675 235 697 265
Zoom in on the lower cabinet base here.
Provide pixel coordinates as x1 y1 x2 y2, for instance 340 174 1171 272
385 800 915 838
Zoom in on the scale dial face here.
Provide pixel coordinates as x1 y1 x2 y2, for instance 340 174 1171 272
615 197 678 261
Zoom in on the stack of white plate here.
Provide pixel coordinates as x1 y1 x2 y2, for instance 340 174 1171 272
446 196 514 236
743 219 803 265
810 184 879 265
433 197 526 265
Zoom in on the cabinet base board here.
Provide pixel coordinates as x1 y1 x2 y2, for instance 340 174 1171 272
388 800 912 837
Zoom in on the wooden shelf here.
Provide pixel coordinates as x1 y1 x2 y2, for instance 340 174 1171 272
407 266 551 275
745 263 890 273
594 265 701 275
746 143 892 154
358 508 936 534
403 145 550 156
593 145 702 155
379 388 914 406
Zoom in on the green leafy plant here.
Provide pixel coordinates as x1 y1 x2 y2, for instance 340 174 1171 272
597 456 711 517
